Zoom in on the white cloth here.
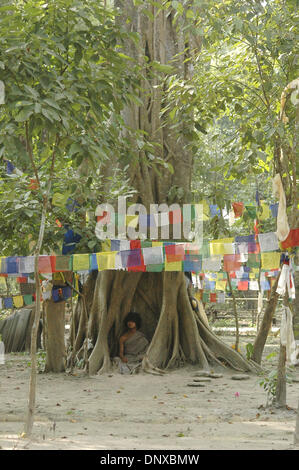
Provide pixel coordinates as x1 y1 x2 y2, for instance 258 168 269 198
142 246 164 265
42 279 53 300
202 256 222 272
0 341 5 365
217 292 225 303
249 280 259 291
114 253 124 270
280 307 298 365
273 174 290 242
19 256 35 274
258 232 279 252
257 290 263 313
0 81 5 105
276 264 296 299
42 290 51 300
119 240 131 251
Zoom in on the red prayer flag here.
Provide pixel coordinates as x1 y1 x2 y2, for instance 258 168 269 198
280 228 299 250
130 240 141 250
165 244 185 262
223 254 241 272
169 209 182 224
238 281 248 291
232 202 244 218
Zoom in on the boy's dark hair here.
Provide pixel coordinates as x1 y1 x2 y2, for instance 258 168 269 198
124 312 142 330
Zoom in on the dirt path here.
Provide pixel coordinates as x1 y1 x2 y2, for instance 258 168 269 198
0 342 298 450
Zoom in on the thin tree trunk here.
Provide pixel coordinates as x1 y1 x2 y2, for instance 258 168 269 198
294 396 299 445
24 199 48 436
252 275 280 364
275 343 287 408
226 272 239 352
24 132 58 437
44 299 66 373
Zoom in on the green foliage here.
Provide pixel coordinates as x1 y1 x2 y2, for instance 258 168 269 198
258 353 295 406
245 342 254 360
0 0 140 255
259 369 278 401
174 0 298 239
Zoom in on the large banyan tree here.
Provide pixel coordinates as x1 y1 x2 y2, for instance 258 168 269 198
68 0 258 376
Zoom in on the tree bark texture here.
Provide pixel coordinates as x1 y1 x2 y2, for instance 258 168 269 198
275 344 287 408
295 396 299 445
252 276 280 365
44 300 66 373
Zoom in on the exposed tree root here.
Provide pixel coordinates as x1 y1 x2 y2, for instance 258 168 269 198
70 271 260 376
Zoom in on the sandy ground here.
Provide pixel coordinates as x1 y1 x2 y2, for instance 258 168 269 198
0 335 299 451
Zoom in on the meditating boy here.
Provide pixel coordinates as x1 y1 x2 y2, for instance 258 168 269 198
118 312 149 373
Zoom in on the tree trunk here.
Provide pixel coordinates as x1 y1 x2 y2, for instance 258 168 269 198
294 395 299 445
71 271 260 376
293 267 299 342
275 344 287 408
44 300 66 373
227 272 240 352
64 0 261 377
251 275 280 364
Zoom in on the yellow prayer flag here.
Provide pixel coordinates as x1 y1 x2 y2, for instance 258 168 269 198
216 280 227 291
152 241 163 247
261 252 281 270
164 261 182 271
0 276 6 289
72 254 90 271
210 238 234 255
13 295 24 308
198 200 210 221
126 215 139 228
96 252 116 271
257 202 271 221
101 239 111 252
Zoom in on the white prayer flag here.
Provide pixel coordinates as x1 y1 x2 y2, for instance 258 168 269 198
258 232 279 252
142 246 164 265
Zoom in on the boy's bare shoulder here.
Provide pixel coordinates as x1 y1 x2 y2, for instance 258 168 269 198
119 332 130 343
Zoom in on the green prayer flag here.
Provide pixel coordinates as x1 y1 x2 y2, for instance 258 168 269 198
247 253 260 268
146 263 164 272
23 294 33 305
